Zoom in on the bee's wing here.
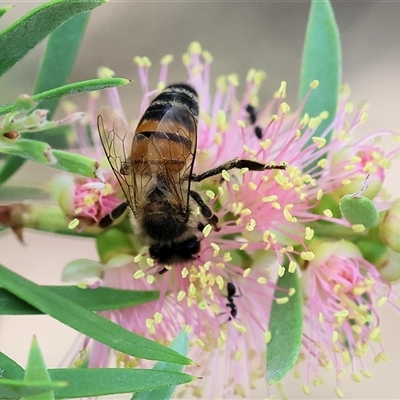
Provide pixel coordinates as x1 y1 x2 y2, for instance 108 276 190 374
131 105 197 210
97 105 136 211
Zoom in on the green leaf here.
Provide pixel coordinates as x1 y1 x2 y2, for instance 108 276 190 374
33 12 90 117
0 78 131 116
0 5 13 19
0 3 102 184
22 336 54 400
267 269 303 384
0 286 159 315
132 330 189 400
0 0 105 77
0 379 66 400
299 0 341 160
0 158 23 186
0 351 24 380
0 138 101 178
48 368 195 399
0 265 192 366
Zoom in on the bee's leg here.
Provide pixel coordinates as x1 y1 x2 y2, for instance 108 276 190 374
98 201 129 228
189 190 220 231
192 158 286 182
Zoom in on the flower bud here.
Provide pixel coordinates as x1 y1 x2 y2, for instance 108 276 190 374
331 146 384 199
380 198 400 253
373 246 400 282
96 228 135 264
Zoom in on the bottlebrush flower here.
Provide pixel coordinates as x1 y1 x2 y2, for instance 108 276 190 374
299 240 396 398
68 42 399 398
52 173 122 230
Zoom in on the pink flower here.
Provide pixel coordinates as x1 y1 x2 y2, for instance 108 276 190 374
53 173 122 229
69 42 399 398
300 240 397 397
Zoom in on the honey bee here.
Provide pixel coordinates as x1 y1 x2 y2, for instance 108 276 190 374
98 83 285 273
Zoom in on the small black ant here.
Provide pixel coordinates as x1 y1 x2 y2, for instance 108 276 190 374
226 282 241 321
245 104 263 140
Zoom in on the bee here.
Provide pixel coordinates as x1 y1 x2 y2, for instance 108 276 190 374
225 282 240 321
98 83 286 273
245 104 263 139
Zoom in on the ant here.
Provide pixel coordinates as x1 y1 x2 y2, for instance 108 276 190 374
225 282 241 321
245 104 263 140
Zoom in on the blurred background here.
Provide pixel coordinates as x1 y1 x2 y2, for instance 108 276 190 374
1 1 400 399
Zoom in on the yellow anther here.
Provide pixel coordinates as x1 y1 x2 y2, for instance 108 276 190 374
202 224 212 237
300 251 315 261
221 170 230 181
133 270 145 279
288 261 297 273
239 242 248 251
248 181 258 190
302 384 310 395
160 54 173 65
305 227 314 240
360 111 368 124
352 224 366 233
146 258 154 266
260 139 271 149
227 74 239 86
335 387 344 398
177 290 186 301
280 102 291 113
262 195 278 202
68 218 79 230
202 50 213 63
205 190 215 199
134 254 143 263
312 137 327 149
146 275 155 284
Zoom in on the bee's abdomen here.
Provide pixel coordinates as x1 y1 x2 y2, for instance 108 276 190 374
132 84 198 173
146 84 198 120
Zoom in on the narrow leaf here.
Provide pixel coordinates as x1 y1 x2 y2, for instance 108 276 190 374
0 0 105 77
0 352 24 380
267 269 303 384
0 3 99 184
0 5 13 19
299 0 341 161
0 286 159 315
48 368 195 399
22 336 54 400
0 9 91 184
132 331 189 400
0 138 101 178
0 78 131 116
33 12 90 117
0 265 192 366
0 379 66 399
